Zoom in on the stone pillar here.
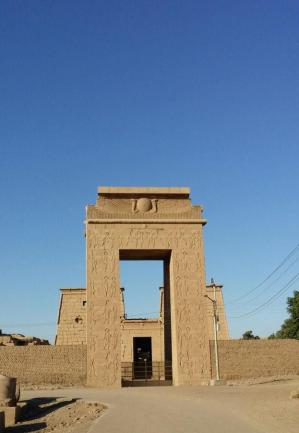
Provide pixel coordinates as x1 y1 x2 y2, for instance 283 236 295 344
170 225 210 385
86 224 121 387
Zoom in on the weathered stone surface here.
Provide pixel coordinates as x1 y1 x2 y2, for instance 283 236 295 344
86 186 211 387
98 187 191 195
0 375 17 407
210 340 299 380
55 288 87 345
1 340 299 386
0 405 20 427
55 284 229 347
0 346 86 385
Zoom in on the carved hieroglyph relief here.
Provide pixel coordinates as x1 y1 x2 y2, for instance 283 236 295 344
86 187 211 387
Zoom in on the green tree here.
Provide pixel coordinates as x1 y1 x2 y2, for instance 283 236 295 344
242 330 260 340
272 291 299 339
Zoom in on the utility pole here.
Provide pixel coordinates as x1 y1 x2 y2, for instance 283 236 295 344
205 278 220 382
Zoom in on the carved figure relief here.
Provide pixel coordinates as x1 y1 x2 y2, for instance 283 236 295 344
101 231 114 249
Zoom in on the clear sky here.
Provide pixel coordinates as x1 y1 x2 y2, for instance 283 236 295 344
0 1 298 342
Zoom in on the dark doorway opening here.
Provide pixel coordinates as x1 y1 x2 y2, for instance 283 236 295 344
133 337 152 379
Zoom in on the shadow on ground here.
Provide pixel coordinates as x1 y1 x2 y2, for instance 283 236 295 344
20 396 77 421
5 422 47 432
5 397 78 432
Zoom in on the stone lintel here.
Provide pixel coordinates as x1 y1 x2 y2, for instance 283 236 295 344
122 319 160 323
98 186 190 196
85 218 207 225
60 288 86 293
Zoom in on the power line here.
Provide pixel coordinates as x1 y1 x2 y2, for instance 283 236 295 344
228 243 299 305
238 256 299 306
230 272 299 319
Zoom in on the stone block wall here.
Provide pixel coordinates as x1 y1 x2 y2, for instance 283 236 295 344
0 340 298 386
206 284 229 340
55 289 87 345
55 285 229 348
121 319 164 362
210 339 299 380
0 345 87 385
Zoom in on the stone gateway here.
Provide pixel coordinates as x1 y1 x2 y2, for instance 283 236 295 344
85 186 226 387
1 186 298 388
55 186 229 387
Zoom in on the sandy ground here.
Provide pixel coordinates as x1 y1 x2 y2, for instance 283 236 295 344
6 398 105 433
203 379 299 433
15 379 299 433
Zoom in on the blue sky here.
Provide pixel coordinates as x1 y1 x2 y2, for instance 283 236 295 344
0 1 298 342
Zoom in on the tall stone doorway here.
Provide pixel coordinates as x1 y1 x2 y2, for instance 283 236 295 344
86 187 211 387
119 251 172 386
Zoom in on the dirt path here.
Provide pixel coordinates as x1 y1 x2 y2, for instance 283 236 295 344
19 379 299 433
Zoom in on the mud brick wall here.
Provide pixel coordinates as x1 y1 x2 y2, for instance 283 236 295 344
0 345 87 385
210 339 299 380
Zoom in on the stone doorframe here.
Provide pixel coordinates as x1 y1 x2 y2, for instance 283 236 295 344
85 187 211 387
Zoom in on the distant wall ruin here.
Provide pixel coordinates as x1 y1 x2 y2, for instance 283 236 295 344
0 340 298 386
0 346 86 385
210 339 299 380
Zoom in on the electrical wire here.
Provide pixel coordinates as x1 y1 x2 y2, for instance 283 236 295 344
227 243 299 305
230 272 299 319
237 256 299 306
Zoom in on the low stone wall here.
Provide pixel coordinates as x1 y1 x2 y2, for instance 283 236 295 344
210 339 299 380
0 345 87 385
1 340 298 386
